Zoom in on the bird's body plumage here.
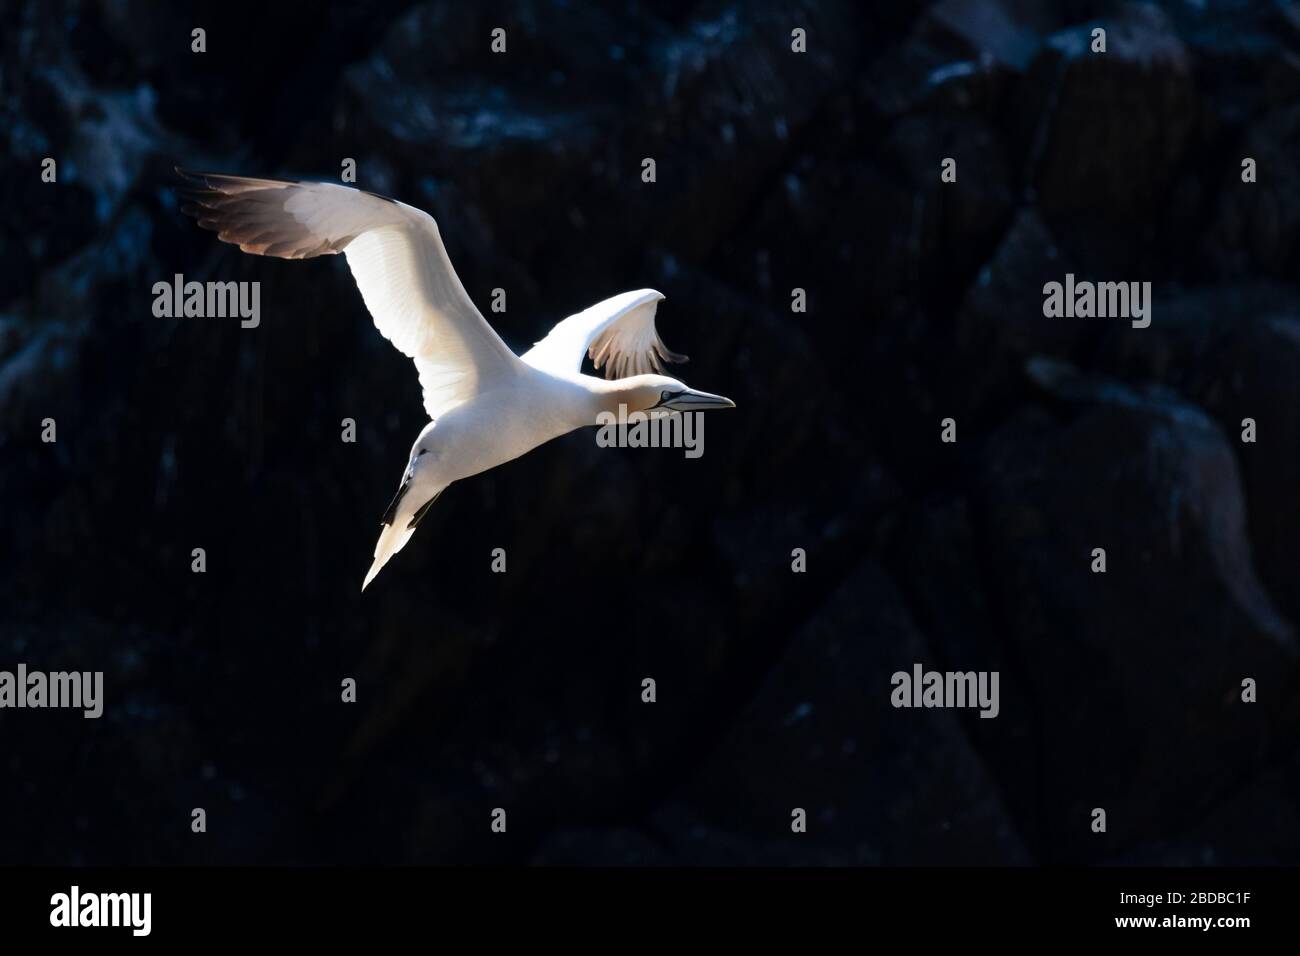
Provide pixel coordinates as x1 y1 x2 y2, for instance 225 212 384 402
178 169 734 588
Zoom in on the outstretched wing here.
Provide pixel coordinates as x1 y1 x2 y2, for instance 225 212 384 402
521 288 687 379
177 169 522 419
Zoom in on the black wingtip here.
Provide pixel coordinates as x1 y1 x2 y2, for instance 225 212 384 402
175 167 238 185
406 488 444 530
379 477 411 527
174 168 212 219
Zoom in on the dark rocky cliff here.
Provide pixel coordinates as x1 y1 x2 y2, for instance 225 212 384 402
2 0 1299 864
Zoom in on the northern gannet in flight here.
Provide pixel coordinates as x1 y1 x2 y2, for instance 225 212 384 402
177 170 735 590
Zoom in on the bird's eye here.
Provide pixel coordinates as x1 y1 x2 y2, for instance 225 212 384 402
660 390 673 401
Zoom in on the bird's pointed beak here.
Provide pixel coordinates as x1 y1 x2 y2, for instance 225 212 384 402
661 388 736 412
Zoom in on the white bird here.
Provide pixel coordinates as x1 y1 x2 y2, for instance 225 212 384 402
177 170 735 590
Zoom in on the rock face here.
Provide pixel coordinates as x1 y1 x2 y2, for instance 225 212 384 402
2 0 1300 866
979 365 1296 861
1211 106 1300 277
656 561 1029 865
1017 5 1198 269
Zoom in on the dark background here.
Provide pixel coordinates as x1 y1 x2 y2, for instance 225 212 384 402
2 0 1299 866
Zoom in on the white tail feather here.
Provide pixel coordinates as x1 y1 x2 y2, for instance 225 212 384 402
362 522 415 591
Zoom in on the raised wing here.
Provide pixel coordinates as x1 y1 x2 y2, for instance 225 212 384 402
177 169 522 419
521 289 687 379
